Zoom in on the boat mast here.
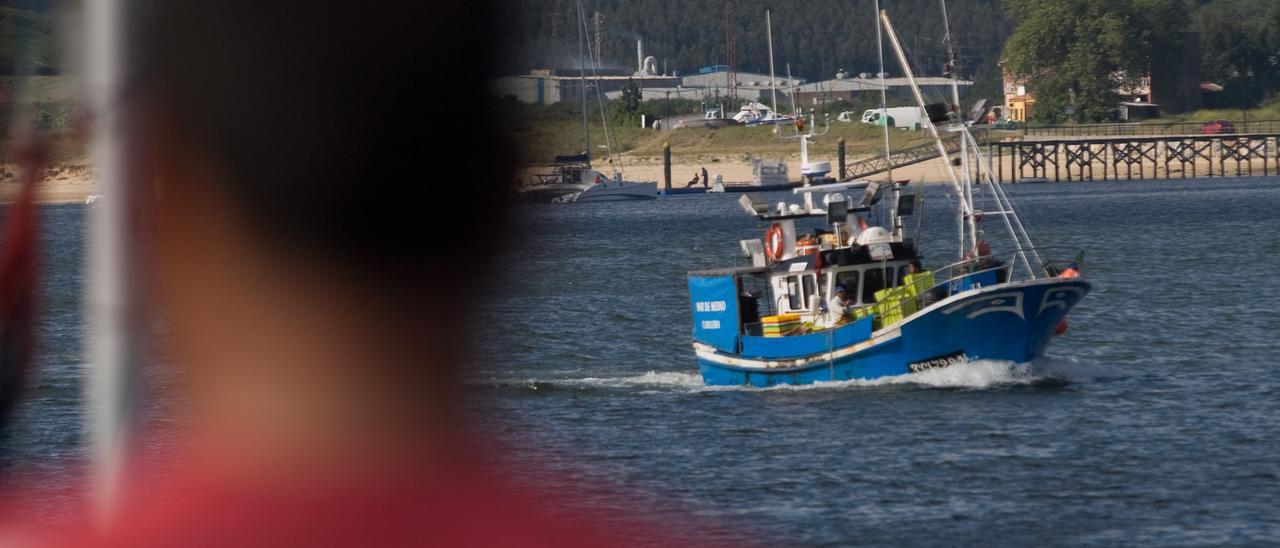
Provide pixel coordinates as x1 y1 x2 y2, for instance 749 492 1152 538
939 0 975 253
873 0 899 240
940 0 963 120
879 10 975 259
787 62 796 117
578 1 621 177
577 1 590 155
766 9 779 128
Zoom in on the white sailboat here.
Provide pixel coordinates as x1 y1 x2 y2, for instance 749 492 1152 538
518 1 655 203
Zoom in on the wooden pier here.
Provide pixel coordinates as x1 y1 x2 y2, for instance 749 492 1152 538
988 133 1280 183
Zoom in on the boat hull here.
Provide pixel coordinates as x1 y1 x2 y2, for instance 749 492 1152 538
660 182 799 196
575 181 657 201
694 278 1089 387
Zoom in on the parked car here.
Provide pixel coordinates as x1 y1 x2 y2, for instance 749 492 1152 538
1201 120 1236 135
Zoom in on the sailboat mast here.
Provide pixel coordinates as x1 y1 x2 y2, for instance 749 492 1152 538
879 9 975 259
873 0 898 239
576 1 590 155
766 10 778 126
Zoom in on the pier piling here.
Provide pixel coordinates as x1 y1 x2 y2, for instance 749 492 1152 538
663 141 671 191
993 133 1280 183
837 138 846 180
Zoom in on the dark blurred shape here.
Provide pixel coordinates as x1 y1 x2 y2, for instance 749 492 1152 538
137 1 514 287
925 102 949 124
0 137 40 426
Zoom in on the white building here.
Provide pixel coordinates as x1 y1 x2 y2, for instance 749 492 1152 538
491 69 681 105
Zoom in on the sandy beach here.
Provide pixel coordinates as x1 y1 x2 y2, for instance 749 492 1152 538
0 163 97 204
517 153 966 189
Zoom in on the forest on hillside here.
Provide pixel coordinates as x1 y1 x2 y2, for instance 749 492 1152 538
504 0 1280 109
503 0 1012 94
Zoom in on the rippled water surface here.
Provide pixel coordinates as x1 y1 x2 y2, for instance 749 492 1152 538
470 178 1280 545
5 178 1280 545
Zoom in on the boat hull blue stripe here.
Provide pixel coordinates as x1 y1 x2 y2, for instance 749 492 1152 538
695 279 1089 387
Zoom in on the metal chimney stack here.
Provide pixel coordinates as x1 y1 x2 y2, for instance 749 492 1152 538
637 39 644 73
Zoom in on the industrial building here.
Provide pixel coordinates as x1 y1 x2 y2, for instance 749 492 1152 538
491 69 681 105
492 62 806 105
790 75 971 107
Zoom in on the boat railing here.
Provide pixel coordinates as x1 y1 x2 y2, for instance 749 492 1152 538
863 247 1085 330
929 247 1085 285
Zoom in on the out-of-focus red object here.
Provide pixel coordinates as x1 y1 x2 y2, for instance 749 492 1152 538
52 450 630 547
0 137 41 422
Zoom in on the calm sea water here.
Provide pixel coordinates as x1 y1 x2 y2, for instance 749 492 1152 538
4 178 1280 544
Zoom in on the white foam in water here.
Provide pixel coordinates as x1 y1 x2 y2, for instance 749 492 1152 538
521 356 1119 393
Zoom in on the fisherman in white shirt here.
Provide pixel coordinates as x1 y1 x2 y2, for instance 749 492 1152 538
825 285 850 327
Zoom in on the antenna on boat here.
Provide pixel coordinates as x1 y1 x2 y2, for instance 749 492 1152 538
879 9 974 260
778 110 830 212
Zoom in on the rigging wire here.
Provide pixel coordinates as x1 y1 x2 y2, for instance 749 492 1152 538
577 1 622 177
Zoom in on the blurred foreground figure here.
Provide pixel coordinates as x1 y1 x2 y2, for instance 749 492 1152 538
49 1 634 545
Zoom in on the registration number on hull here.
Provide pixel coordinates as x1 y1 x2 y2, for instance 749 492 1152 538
907 351 968 373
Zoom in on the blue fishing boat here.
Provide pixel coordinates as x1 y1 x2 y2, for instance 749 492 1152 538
685 10 1090 387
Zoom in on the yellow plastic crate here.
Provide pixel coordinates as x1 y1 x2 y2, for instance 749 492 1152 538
762 314 802 325
903 271 936 297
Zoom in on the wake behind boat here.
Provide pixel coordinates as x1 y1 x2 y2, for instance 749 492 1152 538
684 9 1089 387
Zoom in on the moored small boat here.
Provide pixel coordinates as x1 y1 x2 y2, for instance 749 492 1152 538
518 153 656 203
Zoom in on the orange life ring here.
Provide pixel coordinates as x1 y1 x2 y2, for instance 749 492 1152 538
764 223 785 262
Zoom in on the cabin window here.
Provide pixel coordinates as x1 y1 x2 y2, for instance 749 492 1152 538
834 271 860 304
802 275 817 309
862 268 885 303
885 267 897 288
787 276 802 310
783 274 819 311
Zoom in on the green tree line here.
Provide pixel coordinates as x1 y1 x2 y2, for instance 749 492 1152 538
507 0 1280 123
1001 0 1280 123
503 0 1013 98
